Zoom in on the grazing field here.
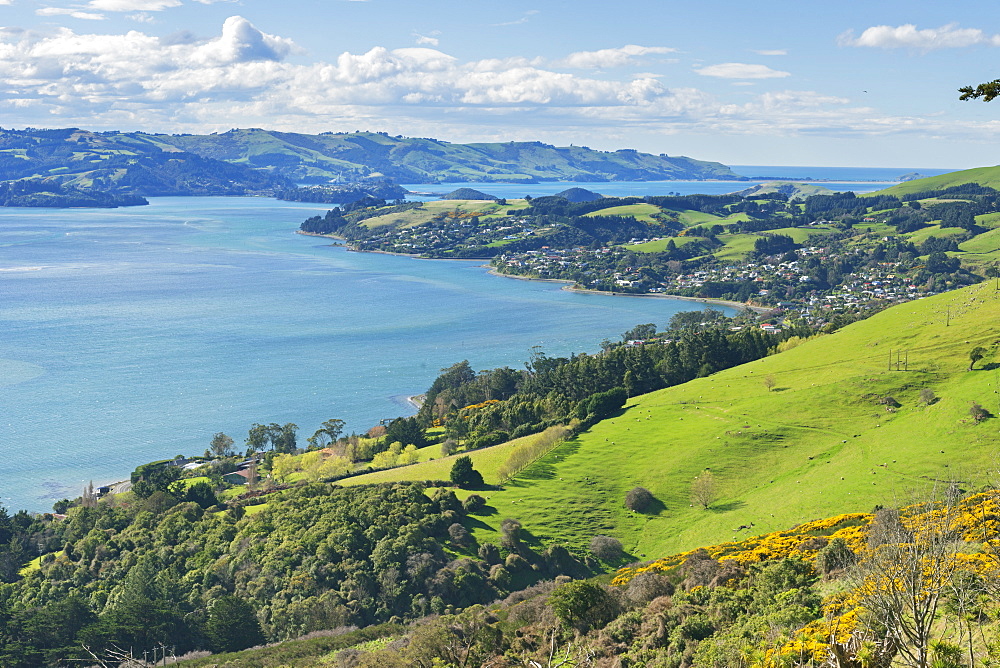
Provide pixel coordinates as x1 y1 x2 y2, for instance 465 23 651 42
360 199 527 228
871 165 1000 198
623 236 702 252
585 203 662 222
358 283 1000 561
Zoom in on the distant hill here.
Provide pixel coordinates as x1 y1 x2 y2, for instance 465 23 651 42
0 127 291 204
442 187 497 200
734 181 834 199
131 129 741 184
554 187 603 202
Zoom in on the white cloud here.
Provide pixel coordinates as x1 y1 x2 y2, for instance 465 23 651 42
413 33 439 47
36 7 106 20
493 10 539 27
190 16 295 65
0 16 992 150
553 45 677 69
695 62 790 79
839 23 1000 50
753 49 787 56
87 0 180 11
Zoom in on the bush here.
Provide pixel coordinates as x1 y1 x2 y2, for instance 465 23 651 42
500 518 522 550
447 523 470 547
463 494 486 514
548 580 616 632
624 486 654 512
970 402 992 423
589 535 624 561
815 536 856 575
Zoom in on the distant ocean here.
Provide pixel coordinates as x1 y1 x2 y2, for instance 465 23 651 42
401 165 961 200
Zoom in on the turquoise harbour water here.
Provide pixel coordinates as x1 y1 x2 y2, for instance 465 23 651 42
0 196 739 513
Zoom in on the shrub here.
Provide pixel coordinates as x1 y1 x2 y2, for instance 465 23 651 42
625 571 674 604
919 388 937 405
815 536 856 575
589 535 624 561
624 486 654 512
462 494 486 514
500 518 522 550
970 402 992 423
548 580 616 632
447 523 470 547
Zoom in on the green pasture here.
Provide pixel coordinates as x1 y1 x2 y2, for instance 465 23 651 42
337 429 561 487
869 166 1000 198
960 227 1000 255
585 203 662 222
623 236 701 253
451 283 1000 559
904 225 968 246
361 199 525 229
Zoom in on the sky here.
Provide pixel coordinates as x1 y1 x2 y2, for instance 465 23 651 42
3 0 1000 168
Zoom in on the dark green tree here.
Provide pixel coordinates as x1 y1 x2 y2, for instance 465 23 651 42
450 456 484 489
205 595 265 654
184 481 218 509
959 79 1000 102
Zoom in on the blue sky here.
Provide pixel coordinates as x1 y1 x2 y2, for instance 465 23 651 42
3 0 1000 168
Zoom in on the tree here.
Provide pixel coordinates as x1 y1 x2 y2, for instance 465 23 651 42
204 595 265 654
959 79 1000 102
762 374 776 392
969 346 987 370
919 388 937 405
131 464 181 500
450 456 484 489
850 501 966 668
691 469 718 509
548 580 615 632
209 432 234 458
307 418 345 450
184 481 218 509
622 323 657 342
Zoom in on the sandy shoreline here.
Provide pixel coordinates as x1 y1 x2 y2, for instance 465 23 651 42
300 230 770 313
485 269 771 314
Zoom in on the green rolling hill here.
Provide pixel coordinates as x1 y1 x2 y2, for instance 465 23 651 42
351 282 1000 561
868 164 1000 198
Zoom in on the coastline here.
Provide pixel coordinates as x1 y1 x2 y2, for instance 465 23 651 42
299 231 771 313
486 268 772 314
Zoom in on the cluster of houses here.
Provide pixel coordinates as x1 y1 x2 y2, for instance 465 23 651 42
354 214 538 254
495 245 924 314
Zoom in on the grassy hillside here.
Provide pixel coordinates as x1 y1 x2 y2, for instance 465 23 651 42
355 283 999 560
869 165 1000 198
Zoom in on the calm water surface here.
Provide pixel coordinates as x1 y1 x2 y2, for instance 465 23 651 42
0 196 733 512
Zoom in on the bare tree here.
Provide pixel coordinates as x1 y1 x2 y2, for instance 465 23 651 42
848 497 966 668
762 374 776 392
690 470 718 510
